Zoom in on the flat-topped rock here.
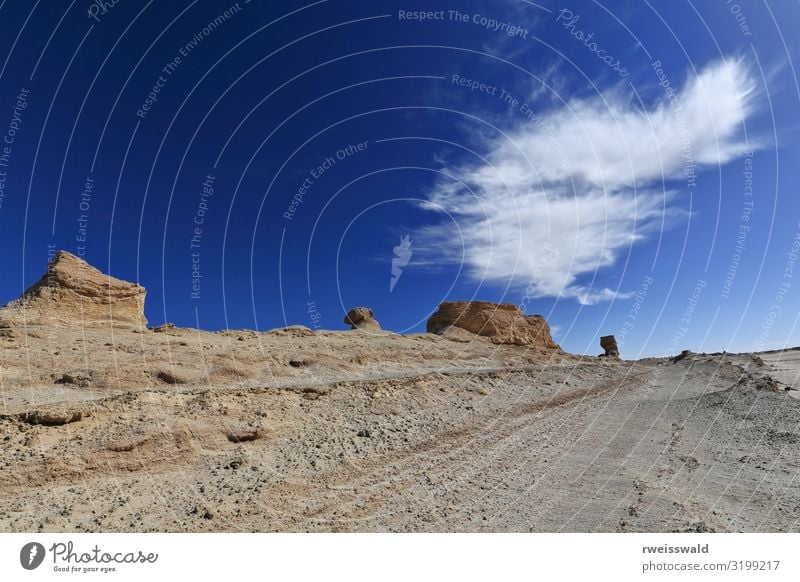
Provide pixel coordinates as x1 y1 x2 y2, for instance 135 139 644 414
600 335 620 358
427 301 559 349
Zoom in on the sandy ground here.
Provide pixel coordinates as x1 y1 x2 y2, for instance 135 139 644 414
758 349 800 396
1 325 799 532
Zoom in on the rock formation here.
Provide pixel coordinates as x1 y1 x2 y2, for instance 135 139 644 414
0 250 147 328
344 307 381 331
600 335 619 357
427 301 559 349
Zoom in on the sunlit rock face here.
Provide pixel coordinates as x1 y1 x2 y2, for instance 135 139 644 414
0 251 147 329
427 301 559 349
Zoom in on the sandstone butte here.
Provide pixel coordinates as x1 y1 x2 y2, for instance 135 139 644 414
0 251 559 349
427 300 560 349
0 250 147 329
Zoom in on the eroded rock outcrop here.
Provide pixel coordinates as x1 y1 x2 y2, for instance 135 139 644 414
600 335 619 358
344 307 381 331
0 251 147 328
427 301 559 348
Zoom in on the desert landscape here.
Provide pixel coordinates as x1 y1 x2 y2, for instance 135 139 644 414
0 251 798 533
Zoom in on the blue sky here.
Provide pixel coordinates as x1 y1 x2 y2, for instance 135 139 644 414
0 0 798 357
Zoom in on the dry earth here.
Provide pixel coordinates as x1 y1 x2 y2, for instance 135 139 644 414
0 254 799 532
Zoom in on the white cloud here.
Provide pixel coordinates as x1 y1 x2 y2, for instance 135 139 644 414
419 58 758 304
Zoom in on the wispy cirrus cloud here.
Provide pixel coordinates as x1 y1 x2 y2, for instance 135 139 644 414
419 57 758 304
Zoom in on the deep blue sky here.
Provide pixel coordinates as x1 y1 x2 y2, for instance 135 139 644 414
0 0 798 357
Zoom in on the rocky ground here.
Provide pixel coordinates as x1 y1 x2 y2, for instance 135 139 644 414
1 327 798 532
1 253 799 532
